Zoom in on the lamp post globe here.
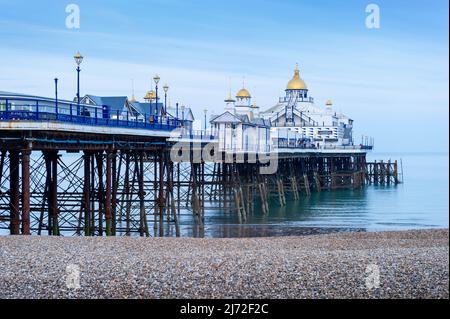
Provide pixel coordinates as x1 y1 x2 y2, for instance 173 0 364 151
153 74 161 116
203 109 208 131
163 84 169 114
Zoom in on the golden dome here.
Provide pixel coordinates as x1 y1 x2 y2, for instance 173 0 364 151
144 90 156 100
236 88 251 99
326 99 333 106
286 64 307 90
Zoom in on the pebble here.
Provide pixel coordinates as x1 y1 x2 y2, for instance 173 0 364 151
0 229 448 299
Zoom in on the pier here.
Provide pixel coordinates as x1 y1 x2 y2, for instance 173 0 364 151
0 73 400 237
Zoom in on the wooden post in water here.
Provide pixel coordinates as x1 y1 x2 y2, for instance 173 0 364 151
394 160 399 185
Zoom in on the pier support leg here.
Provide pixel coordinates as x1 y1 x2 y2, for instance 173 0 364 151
105 150 112 236
111 151 119 236
158 152 165 237
83 151 91 236
9 151 20 235
51 152 59 235
96 153 104 236
21 149 31 235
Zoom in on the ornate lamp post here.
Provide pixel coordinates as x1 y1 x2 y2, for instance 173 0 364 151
163 84 169 114
153 74 160 117
144 91 153 120
181 104 185 126
203 108 208 132
54 78 58 116
74 52 84 115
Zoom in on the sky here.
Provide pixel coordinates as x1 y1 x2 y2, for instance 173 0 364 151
0 0 448 152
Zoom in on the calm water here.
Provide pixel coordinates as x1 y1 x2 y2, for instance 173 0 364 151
178 153 449 238
1 152 447 237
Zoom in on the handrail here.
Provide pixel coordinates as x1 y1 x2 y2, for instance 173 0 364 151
0 97 179 131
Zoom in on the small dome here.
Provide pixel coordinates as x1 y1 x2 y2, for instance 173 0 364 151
236 88 251 98
144 90 156 100
326 99 333 106
286 64 307 90
130 94 138 103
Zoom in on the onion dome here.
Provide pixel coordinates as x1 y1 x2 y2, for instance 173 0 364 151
286 64 307 90
144 90 156 101
236 88 251 99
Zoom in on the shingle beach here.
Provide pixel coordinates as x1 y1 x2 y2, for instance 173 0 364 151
0 229 448 299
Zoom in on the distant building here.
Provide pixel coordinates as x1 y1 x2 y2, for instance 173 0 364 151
80 93 195 129
211 86 270 152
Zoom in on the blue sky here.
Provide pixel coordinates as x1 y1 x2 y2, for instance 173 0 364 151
0 0 448 152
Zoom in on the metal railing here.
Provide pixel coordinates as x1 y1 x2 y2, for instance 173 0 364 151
0 97 179 131
220 144 271 153
273 137 315 150
178 128 218 141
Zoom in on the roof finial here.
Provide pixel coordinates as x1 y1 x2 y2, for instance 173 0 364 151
225 77 236 102
130 79 137 103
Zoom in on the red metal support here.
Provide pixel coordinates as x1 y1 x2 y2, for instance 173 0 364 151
83 151 91 236
21 149 31 235
105 150 112 236
50 151 59 235
137 152 147 237
96 152 104 236
111 150 119 236
158 151 165 237
9 151 20 235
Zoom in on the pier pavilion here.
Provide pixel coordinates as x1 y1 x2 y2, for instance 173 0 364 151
260 64 354 149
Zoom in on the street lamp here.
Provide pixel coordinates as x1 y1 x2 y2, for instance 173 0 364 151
153 74 161 116
203 108 208 132
54 78 59 117
181 104 185 126
74 52 84 114
180 104 186 135
163 84 169 114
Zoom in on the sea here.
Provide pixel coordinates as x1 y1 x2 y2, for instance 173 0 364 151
177 152 449 238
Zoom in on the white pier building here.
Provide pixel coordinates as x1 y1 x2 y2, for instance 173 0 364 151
260 64 354 149
211 64 367 153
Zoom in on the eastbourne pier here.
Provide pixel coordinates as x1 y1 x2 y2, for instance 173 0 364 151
0 62 401 237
